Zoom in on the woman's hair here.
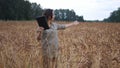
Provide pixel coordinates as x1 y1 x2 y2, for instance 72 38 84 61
43 9 53 20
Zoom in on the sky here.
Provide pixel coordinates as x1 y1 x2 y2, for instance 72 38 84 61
29 0 120 20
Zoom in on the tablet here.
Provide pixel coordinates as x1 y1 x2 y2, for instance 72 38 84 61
36 16 49 30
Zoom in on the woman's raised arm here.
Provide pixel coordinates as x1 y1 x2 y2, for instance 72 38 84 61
65 21 79 28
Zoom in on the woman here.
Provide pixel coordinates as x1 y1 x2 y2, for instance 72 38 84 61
37 9 79 68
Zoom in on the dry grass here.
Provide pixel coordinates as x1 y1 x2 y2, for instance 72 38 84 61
0 21 120 68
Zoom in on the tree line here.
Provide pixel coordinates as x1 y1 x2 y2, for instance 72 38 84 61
0 0 42 20
0 0 119 22
55 9 84 21
103 7 120 22
0 0 84 21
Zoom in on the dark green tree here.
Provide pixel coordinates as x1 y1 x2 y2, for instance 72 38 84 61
31 3 43 18
103 7 120 22
54 9 84 22
0 0 43 20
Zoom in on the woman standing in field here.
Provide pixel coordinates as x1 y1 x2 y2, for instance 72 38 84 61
37 9 79 68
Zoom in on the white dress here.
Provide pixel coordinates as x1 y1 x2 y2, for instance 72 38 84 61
41 23 66 59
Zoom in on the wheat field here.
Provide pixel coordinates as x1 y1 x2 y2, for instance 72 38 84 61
0 21 120 68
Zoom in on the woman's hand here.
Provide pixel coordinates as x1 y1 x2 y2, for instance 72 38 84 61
36 27 44 41
37 27 44 33
73 21 79 25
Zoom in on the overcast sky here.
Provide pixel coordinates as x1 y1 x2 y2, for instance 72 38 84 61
29 0 120 20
